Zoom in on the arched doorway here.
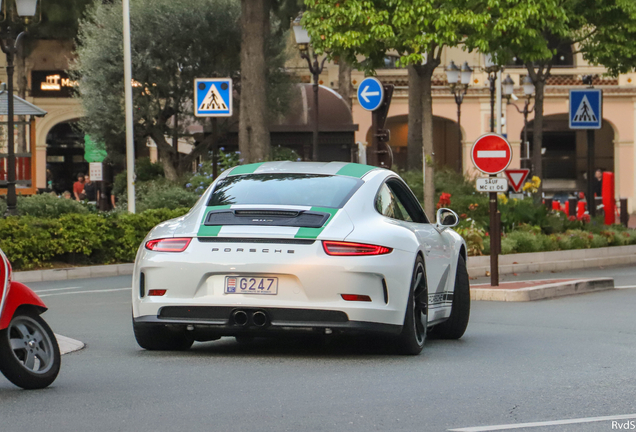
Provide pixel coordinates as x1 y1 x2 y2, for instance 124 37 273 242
366 115 461 171
523 113 615 192
46 120 87 193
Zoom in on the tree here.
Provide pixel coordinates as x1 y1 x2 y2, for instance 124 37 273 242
72 0 242 181
474 0 636 200
238 0 304 163
302 0 487 216
239 0 271 163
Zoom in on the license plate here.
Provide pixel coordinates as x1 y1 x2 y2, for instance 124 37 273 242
225 276 278 295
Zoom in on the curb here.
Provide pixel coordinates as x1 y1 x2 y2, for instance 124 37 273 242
56 334 85 355
471 278 614 301
467 244 636 277
14 264 134 283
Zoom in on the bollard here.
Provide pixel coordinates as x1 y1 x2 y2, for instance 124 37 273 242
568 197 577 217
620 198 629 227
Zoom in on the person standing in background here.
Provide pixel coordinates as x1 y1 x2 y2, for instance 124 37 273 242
97 182 116 210
83 174 98 204
73 173 85 201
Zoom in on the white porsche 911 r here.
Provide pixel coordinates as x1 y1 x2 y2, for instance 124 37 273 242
132 162 470 354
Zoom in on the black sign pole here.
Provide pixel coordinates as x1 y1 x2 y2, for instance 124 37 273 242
369 84 394 168
489 183 499 286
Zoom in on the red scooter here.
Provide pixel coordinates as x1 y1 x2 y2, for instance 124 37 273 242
0 249 60 389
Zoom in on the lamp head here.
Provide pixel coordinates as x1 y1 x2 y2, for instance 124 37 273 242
292 13 311 52
460 61 473 85
502 74 515 97
445 60 460 84
15 0 38 17
522 75 535 96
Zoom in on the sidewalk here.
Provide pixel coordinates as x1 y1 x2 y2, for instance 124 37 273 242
471 277 614 301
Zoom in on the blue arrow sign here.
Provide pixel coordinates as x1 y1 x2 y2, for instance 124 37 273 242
194 78 233 117
357 77 384 111
569 89 602 129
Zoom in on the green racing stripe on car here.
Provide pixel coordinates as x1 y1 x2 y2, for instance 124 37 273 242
294 207 339 239
229 163 264 175
335 163 376 178
197 205 232 237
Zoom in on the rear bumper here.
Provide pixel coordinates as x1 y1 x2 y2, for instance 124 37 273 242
134 306 402 336
132 238 416 327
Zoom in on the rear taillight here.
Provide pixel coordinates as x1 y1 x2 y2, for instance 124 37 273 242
145 238 192 252
322 241 392 256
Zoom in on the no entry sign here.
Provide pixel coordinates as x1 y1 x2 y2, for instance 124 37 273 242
471 133 513 175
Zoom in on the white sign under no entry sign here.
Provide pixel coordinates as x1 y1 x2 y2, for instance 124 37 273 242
476 177 508 192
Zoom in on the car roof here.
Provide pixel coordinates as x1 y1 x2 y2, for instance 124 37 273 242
226 161 383 179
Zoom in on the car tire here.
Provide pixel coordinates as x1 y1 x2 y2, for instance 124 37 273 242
396 255 427 355
430 255 470 339
133 319 194 351
0 309 61 390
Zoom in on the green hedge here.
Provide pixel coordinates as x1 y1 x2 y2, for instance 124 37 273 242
0 208 190 270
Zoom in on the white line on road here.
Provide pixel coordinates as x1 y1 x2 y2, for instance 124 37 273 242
39 287 131 297
615 285 636 289
448 413 636 431
33 286 82 293
477 150 506 158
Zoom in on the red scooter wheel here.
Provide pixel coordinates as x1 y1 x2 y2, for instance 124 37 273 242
0 309 61 389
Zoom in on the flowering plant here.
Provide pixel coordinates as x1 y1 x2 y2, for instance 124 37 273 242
437 192 451 209
522 176 541 193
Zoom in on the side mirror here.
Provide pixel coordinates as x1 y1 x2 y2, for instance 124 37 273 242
436 208 459 230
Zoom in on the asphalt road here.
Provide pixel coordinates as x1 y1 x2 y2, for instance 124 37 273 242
0 265 635 432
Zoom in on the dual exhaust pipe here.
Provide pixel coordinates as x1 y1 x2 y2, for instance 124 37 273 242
232 310 268 327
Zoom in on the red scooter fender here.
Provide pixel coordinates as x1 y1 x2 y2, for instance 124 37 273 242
0 282 47 330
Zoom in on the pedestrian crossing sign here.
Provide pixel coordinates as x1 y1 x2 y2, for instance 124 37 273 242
569 89 602 129
194 78 232 117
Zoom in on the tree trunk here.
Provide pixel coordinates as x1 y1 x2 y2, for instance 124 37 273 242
421 68 436 219
337 58 352 111
532 79 545 203
407 65 423 171
238 0 271 163
150 129 179 181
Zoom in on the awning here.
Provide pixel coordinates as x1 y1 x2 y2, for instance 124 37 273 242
0 91 47 116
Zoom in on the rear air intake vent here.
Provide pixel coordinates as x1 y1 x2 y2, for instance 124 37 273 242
204 209 329 228
382 279 388 304
140 272 146 298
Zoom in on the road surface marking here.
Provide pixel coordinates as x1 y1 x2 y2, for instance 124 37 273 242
39 287 131 297
615 285 636 289
477 150 506 158
34 286 82 293
448 413 636 431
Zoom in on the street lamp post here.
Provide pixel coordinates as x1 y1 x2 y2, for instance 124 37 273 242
484 54 502 133
1 0 40 217
445 61 472 173
293 15 327 162
503 75 535 170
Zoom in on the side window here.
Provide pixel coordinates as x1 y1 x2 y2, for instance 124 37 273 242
386 178 429 223
375 183 412 222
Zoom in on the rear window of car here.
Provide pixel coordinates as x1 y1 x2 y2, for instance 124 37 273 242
207 174 363 209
